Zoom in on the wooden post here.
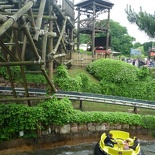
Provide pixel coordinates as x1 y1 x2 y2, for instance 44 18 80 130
21 35 27 61
0 61 44 66
54 21 67 53
92 3 96 61
27 8 36 33
0 39 18 61
133 106 138 114
0 0 35 36
20 66 32 106
106 8 110 58
9 31 13 53
1 48 17 98
33 0 46 41
47 1 54 92
0 96 52 102
77 8 80 53
49 18 67 55
80 100 83 111
41 25 48 69
19 16 41 60
13 29 21 60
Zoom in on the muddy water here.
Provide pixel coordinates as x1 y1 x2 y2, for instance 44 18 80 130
10 141 155 155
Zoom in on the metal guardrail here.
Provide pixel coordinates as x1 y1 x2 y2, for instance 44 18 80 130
0 86 46 95
0 87 155 109
55 90 155 110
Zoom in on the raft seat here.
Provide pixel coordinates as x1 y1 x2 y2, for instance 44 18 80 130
99 133 106 149
108 147 132 155
135 143 140 154
110 130 130 140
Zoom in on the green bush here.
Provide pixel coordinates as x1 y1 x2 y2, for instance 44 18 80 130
38 97 74 125
0 98 155 142
0 66 21 80
25 73 47 84
87 59 155 100
54 65 101 93
87 58 140 84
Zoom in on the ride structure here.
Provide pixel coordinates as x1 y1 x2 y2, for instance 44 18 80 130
0 0 114 104
0 0 75 104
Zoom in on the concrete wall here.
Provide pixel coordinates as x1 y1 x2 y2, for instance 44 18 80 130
0 122 152 155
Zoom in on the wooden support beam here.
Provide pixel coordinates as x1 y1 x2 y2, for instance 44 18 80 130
0 96 52 102
0 5 15 10
105 8 110 58
92 3 96 61
0 61 44 66
27 8 36 33
2 49 17 98
49 17 67 56
54 20 67 53
8 31 14 59
19 16 41 60
80 100 83 111
33 0 46 41
0 39 18 61
48 2 54 82
41 25 48 70
13 29 21 60
20 66 31 106
41 69 57 93
53 53 66 59
21 35 27 61
0 0 35 36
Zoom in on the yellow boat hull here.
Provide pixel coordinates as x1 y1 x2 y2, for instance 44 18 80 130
94 130 142 155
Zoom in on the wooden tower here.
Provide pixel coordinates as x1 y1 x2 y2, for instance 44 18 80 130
75 0 114 59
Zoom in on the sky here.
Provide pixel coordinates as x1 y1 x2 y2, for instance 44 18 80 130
74 0 155 44
110 0 155 43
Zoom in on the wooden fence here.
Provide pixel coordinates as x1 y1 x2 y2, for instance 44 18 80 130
71 52 112 66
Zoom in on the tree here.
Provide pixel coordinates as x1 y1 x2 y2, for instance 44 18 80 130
109 20 135 56
79 19 135 56
133 42 142 49
125 5 155 38
80 34 90 44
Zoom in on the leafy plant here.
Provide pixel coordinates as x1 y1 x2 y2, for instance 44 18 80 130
0 66 21 80
0 98 155 142
25 73 47 84
87 58 155 101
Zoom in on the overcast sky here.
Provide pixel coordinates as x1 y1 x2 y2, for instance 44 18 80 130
74 0 155 44
110 0 155 43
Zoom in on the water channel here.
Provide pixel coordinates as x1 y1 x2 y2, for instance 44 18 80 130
10 141 155 155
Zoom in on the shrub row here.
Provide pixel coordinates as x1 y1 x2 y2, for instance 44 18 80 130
0 98 155 142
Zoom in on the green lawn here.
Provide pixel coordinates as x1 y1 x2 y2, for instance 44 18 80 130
72 100 155 115
68 67 99 84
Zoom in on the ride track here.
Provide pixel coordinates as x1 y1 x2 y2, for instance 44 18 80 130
0 86 155 110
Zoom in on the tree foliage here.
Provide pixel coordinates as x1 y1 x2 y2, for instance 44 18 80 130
125 5 155 38
109 20 135 55
79 20 135 56
54 65 102 93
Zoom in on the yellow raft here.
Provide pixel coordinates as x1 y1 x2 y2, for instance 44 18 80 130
94 130 142 155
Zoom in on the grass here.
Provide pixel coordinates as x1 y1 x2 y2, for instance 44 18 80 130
72 100 155 115
68 67 155 116
68 67 99 84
